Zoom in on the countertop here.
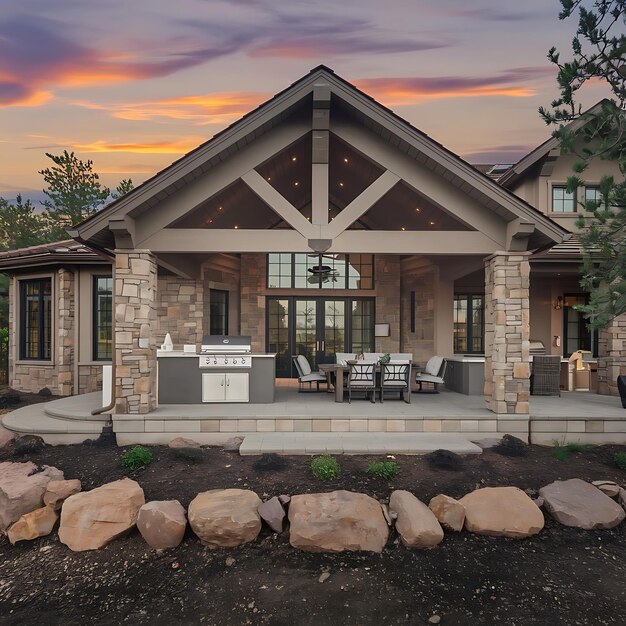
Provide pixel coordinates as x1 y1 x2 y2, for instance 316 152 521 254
157 350 276 358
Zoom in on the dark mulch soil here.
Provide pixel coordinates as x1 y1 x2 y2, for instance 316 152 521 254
1 442 626 625
0 388 61 415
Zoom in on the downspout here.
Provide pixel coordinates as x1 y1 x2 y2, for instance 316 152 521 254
73 265 79 397
92 259 116 416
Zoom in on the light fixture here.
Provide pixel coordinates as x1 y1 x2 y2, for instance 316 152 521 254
343 157 349 163
267 176 271 181
234 225 239 229
401 227 406 231
415 207 420 212
429 220 435 225
291 156 297 162
294 181 299 187
554 296 563 310
374 323 391 337
339 181 344 187
218 206 223 211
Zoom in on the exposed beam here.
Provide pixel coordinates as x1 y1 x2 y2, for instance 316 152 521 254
155 253 201 279
241 170 315 238
505 218 535 251
323 170 400 239
540 148 561 177
311 85 330 228
134 121 309 246
108 215 135 249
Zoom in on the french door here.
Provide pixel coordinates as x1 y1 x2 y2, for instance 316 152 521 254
267 297 375 377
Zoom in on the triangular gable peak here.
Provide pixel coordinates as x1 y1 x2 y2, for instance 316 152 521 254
72 66 567 259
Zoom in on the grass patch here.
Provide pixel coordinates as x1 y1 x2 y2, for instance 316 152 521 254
614 452 626 470
121 446 153 471
552 440 595 461
310 455 341 481
366 460 399 480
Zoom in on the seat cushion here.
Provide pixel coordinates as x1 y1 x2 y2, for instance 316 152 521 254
416 373 444 384
297 354 312 376
300 372 326 382
424 356 444 376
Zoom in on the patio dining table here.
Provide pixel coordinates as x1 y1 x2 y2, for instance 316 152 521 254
318 363 351 403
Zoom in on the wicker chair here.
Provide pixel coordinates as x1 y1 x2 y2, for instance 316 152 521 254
380 362 412 403
530 355 561 396
347 362 377 403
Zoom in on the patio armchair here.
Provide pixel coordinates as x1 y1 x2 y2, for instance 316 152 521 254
347 362 377 403
530 355 561 396
292 355 328 393
414 356 447 393
380 362 412 403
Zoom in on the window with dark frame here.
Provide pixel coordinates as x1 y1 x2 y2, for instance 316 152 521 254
584 186 604 211
453 294 484 354
20 278 52 361
93 276 112 361
551 185 576 213
267 253 374 289
209 289 229 335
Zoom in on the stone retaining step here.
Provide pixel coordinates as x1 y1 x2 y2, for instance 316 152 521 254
239 432 483 456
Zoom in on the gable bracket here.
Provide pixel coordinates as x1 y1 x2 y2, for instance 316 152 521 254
108 215 135 249
506 218 535 251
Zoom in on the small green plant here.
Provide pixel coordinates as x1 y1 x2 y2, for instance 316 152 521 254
552 440 595 461
614 452 626 470
310 455 341 481
121 445 153 471
366 460 399 480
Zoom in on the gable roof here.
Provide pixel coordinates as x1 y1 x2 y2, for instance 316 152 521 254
71 66 568 250
0 239 109 271
498 100 609 189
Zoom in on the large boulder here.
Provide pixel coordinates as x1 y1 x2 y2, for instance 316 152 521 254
0 424 16 448
0 462 64 530
188 489 261 548
389 490 444 548
428 494 465 532
7 506 58 544
258 496 286 533
539 479 625 530
289 490 389 553
59 478 145 551
44 479 82 511
137 500 187 549
460 487 544 538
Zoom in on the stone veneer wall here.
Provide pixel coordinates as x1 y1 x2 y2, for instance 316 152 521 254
57 268 75 396
597 313 626 396
400 258 436 366
483 252 531 417
374 256 401 354
78 364 103 394
114 251 157 414
156 275 203 347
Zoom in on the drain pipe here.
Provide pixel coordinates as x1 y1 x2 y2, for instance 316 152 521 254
92 260 116 417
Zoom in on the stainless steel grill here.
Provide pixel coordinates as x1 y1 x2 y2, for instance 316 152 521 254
199 336 252 368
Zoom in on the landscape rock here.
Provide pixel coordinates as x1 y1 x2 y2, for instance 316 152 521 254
539 479 625 529
222 437 243 452
278 494 291 506
12 435 46 455
137 500 187 549
0 461 63 530
43 479 82 510
0 390 21 409
258 496 285 533
389 490 444 548
591 480 620 498
168 437 201 449
0 424 16 448
619 488 626 510
7 506 58 544
428 494 465 532
460 486 544 538
188 488 261 548
59 478 145 551
289 490 389 553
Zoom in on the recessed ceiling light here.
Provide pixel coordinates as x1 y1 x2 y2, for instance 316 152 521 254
401 227 406 231
429 220 435 225
234 225 239 229
267 177 271 182
294 181 299 186
291 156 297 162
415 207 420 212
218 206 223 211
339 182 344 187
343 157 349 163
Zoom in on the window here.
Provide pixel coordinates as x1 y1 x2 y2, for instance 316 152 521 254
93 276 112 360
584 186 604 211
209 289 229 335
551 185 576 213
453 294 484 354
267 253 374 289
20 278 52 360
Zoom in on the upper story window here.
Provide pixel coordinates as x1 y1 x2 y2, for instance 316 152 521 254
267 254 374 290
20 278 52 361
93 276 112 361
551 185 576 213
584 186 605 211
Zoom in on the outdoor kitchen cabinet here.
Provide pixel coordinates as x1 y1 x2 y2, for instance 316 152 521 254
202 372 249 403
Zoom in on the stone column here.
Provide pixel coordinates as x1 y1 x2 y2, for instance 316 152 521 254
114 250 157 414
597 313 626 395
483 252 531 416
57 268 75 396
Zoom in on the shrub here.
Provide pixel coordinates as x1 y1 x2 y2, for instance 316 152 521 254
121 446 153 471
366 460 399 480
310 455 341 481
170 447 205 464
253 453 288 472
614 452 626 470
492 434 528 458
425 449 464 471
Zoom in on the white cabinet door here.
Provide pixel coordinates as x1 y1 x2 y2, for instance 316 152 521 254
202 373 226 402
225 373 249 402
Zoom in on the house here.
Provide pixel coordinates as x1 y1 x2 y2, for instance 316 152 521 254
0 66 624 445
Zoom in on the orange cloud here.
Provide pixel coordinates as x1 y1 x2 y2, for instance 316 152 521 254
73 138 204 154
72 92 268 125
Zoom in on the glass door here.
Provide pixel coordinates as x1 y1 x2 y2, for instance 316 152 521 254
294 299 318 367
267 298 291 377
319 299 345 364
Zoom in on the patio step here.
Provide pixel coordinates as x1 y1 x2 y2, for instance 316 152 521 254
239 432 482 456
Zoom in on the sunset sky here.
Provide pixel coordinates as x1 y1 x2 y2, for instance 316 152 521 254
0 0 610 203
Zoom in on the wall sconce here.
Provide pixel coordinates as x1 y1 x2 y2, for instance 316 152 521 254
554 296 563 310
375 323 390 337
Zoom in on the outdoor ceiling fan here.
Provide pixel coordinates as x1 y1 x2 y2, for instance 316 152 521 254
307 253 341 284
